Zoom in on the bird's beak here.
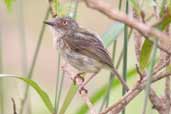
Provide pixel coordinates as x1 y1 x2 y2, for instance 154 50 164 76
44 20 55 26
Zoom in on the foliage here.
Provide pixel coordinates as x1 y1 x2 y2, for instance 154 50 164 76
0 74 54 113
4 0 15 11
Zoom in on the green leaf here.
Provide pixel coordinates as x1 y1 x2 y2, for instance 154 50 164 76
4 0 15 11
142 39 158 114
102 22 124 48
129 0 141 16
140 12 171 70
56 3 72 16
154 16 171 30
54 0 60 13
59 84 78 114
139 39 153 70
166 64 171 72
0 74 54 113
75 68 137 114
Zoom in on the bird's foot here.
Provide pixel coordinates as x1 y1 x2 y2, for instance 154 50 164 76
79 87 88 94
73 73 85 85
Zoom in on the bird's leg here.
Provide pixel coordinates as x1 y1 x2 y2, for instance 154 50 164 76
112 68 129 91
73 72 85 85
79 72 98 91
73 72 88 94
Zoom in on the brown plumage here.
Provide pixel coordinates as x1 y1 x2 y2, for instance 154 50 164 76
45 17 129 91
63 28 114 68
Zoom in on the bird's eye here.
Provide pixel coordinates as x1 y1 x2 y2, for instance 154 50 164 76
62 20 68 25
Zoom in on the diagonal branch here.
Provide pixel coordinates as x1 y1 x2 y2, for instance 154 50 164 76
149 88 164 113
83 0 171 54
100 71 171 114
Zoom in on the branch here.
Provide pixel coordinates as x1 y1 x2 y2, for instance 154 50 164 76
11 98 17 114
132 11 143 63
164 76 171 113
149 79 171 114
83 0 171 54
100 71 171 114
149 88 165 114
62 64 96 114
48 0 57 17
149 53 171 114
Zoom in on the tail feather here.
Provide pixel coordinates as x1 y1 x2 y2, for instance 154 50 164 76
111 67 129 91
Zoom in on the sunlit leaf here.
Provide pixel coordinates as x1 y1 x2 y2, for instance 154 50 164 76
129 0 141 16
139 39 153 70
154 16 171 30
142 39 157 114
4 0 15 11
59 84 78 114
140 13 171 70
0 74 54 113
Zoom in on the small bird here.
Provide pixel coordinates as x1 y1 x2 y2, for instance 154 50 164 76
44 17 129 91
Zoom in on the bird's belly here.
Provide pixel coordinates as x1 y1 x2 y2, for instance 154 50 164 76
55 38 103 72
62 49 103 73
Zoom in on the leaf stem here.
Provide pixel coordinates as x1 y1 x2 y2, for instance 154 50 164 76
122 1 129 114
19 8 50 114
54 54 61 114
0 29 4 114
142 39 158 114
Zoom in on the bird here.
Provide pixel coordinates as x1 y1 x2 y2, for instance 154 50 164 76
44 16 129 91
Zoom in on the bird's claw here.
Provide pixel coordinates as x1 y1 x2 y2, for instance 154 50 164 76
73 73 85 85
79 87 88 94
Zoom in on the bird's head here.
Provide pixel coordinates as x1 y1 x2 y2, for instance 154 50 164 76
44 17 79 33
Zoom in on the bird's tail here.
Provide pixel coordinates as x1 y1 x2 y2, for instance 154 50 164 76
111 67 129 91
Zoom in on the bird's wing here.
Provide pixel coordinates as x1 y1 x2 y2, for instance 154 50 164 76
63 28 114 68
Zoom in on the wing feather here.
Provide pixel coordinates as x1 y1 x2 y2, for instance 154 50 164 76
63 28 114 68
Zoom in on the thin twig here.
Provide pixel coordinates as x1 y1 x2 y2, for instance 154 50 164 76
122 1 129 114
48 0 57 17
54 54 61 114
100 71 171 114
135 64 144 80
153 57 170 76
62 65 96 114
19 8 50 114
149 88 163 112
74 75 96 114
165 76 171 114
83 0 171 54
0 29 4 114
11 98 17 114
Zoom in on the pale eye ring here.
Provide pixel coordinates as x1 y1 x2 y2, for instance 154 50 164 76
62 20 68 25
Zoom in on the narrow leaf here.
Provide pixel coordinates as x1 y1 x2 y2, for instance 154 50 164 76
129 0 141 16
75 68 137 114
142 40 158 114
59 84 78 114
102 22 124 48
140 13 171 70
0 74 54 113
139 39 153 70
4 0 15 11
